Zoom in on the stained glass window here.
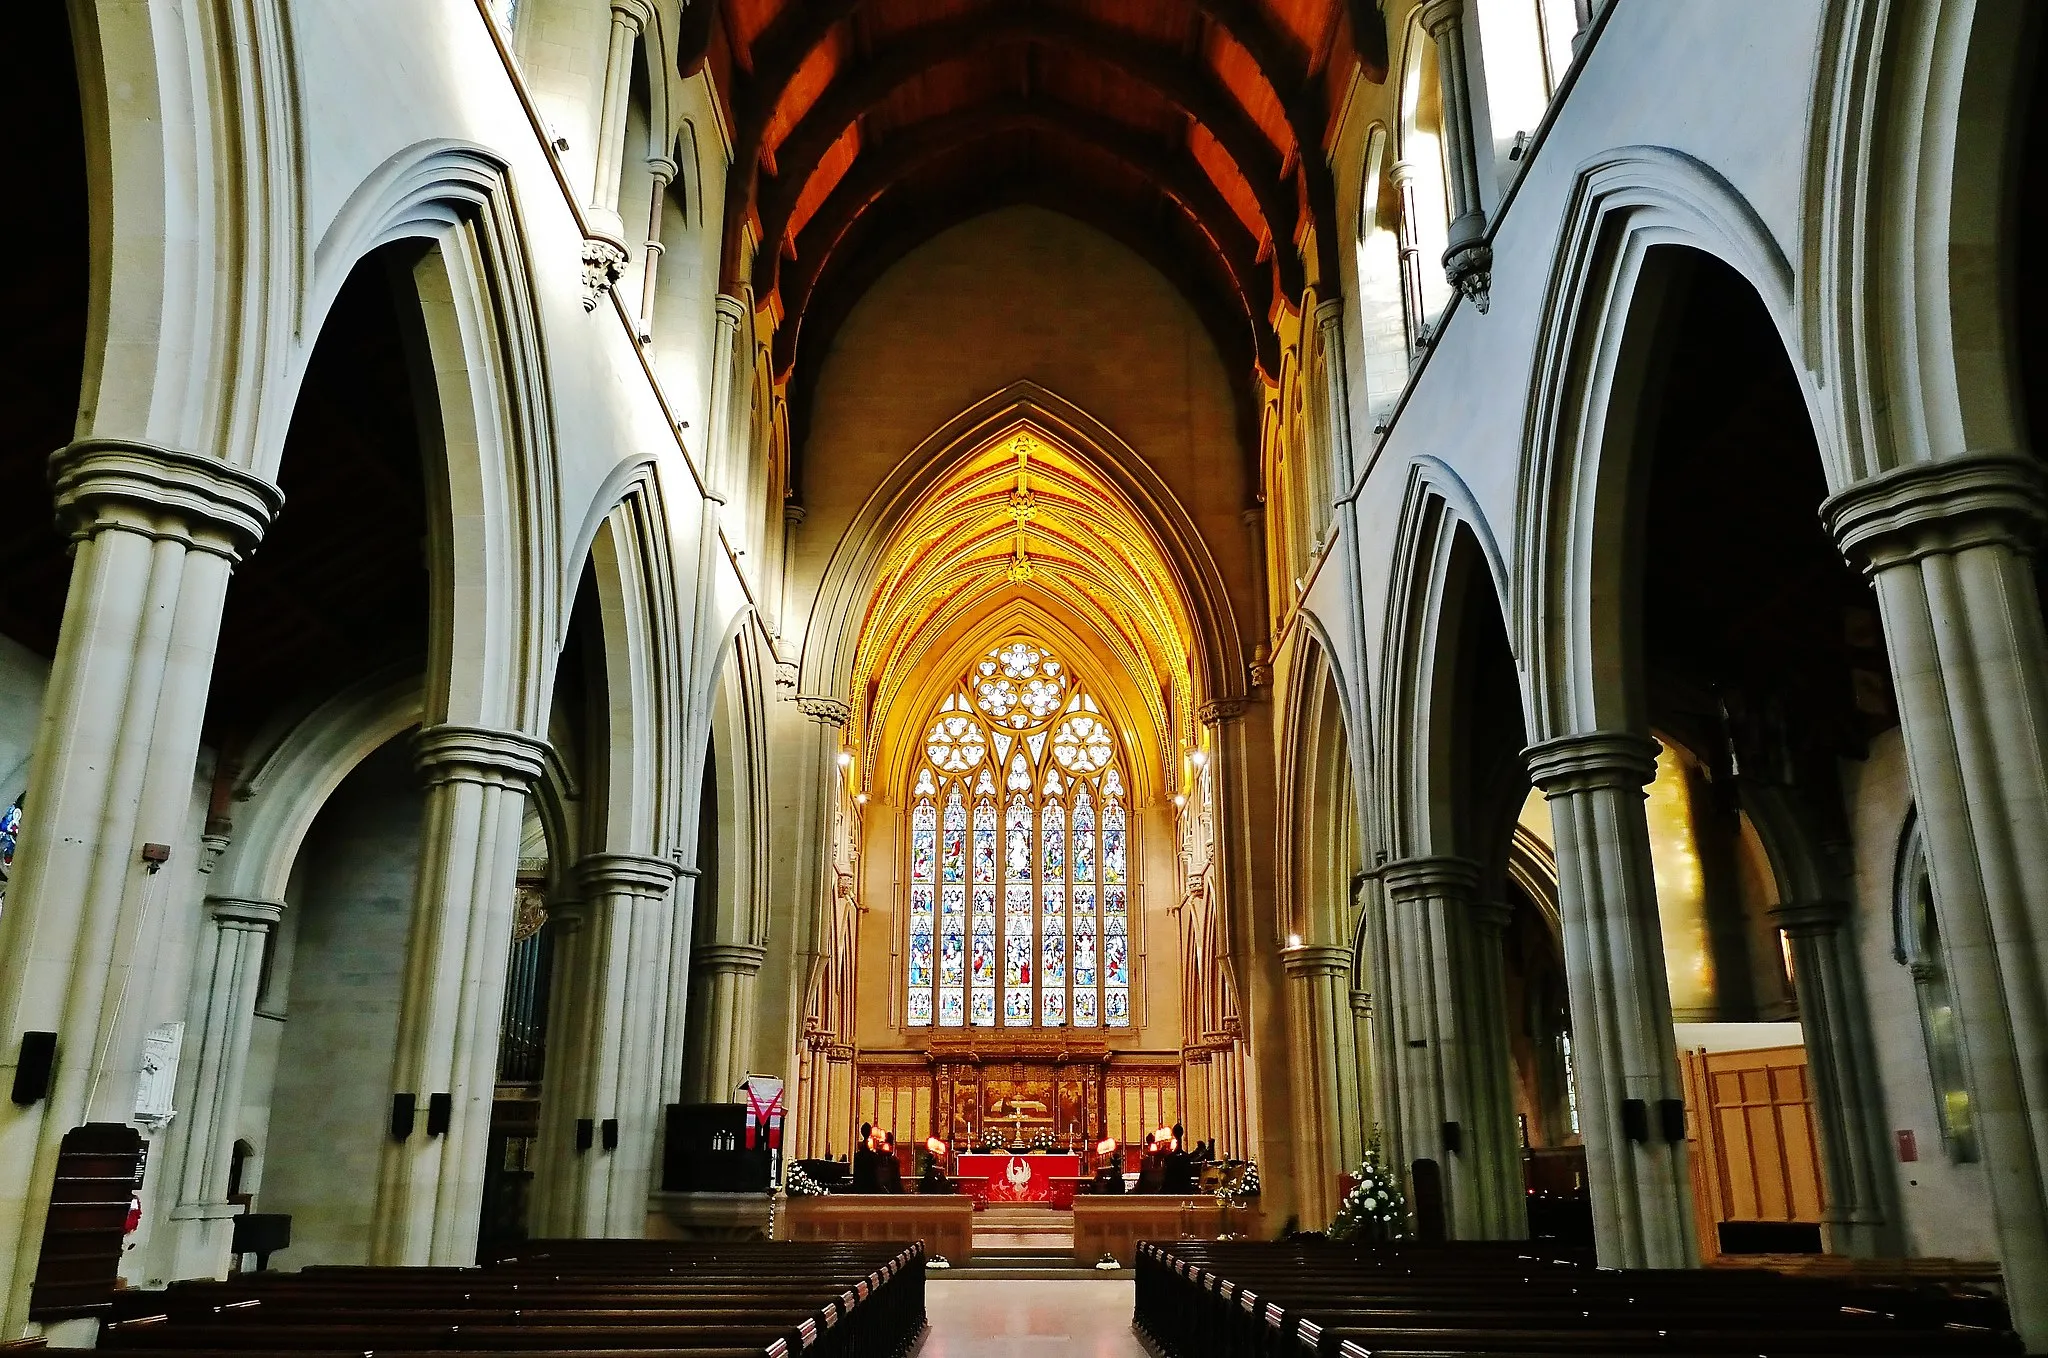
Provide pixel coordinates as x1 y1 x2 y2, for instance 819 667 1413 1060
903 640 1133 1029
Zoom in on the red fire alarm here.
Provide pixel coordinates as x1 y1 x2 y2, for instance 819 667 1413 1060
1895 1129 1918 1163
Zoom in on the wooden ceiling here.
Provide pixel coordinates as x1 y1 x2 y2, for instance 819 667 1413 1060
690 0 1387 463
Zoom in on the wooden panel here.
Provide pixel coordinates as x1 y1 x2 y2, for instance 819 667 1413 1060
779 1195 975 1263
1072 1197 1264 1266
1682 1045 1825 1261
29 1123 142 1320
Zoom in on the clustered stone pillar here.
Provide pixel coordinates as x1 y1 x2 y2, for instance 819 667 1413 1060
1769 898 1896 1257
0 440 279 1331
1418 0 1493 311
1281 943 1354 1222
1349 988 1376 1155
157 895 283 1281
686 943 767 1104
371 724 547 1266
1378 857 1520 1239
706 294 749 502
1823 452 2048 1342
579 0 651 307
549 852 679 1236
1523 733 1695 1269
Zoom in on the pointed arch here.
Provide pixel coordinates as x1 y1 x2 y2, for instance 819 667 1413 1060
313 141 563 735
1513 147 1822 740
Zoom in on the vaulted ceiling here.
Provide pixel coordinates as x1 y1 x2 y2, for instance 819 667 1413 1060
686 0 1388 457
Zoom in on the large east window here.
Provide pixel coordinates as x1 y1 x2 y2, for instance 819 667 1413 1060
906 641 1131 1029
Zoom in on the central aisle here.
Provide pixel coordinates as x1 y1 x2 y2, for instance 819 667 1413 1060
922 1278 1146 1357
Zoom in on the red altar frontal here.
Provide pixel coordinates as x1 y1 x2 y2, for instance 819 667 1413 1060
954 1152 1084 1206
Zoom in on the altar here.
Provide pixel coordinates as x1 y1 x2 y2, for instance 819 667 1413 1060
955 1152 1083 1205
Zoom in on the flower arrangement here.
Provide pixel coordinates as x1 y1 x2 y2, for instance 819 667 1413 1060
977 1129 1006 1152
1213 1159 1260 1206
1028 1130 1061 1151
785 1160 828 1197
1327 1136 1406 1243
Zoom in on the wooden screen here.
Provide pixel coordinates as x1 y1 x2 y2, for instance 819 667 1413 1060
1681 1044 1824 1259
1102 1062 1181 1145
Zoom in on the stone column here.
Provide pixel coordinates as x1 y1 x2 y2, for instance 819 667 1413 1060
1419 0 1493 311
1523 733 1695 1269
1464 898 1524 1238
1281 943 1352 1223
1823 452 2048 1337
0 440 279 1330
706 294 749 502
551 853 678 1236
155 896 283 1281
1770 899 1897 1258
1349 989 1376 1155
1388 161 1431 355
588 0 648 239
1379 857 1519 1238
634 156 677 342
530 893 586 1238
370 725 547 1266
687 944 767 1103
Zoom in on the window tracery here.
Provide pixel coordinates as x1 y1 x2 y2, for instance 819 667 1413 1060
906 641 1132 1029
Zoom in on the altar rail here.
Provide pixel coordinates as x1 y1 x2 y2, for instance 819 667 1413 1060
1072 1197 1265 1266
779 1195 976 1263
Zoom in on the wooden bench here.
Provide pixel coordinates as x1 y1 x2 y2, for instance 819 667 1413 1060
1133 1239 2019 1358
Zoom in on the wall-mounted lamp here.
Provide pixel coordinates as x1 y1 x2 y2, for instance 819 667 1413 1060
1172 794 1186 808
1286 933 1303 949
1190 750 1207 768
855 793 869 806
836 750 853 769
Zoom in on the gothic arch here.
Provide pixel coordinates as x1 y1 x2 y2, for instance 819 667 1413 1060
210 669 425 904
1803 0 2037 477
1514 147 1827 740
800 383 1245 721
1377 457 1517 860
313 141 564 735
65 0 305 467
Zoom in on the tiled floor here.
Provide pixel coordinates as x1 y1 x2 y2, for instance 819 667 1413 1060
922 1278 1146 1356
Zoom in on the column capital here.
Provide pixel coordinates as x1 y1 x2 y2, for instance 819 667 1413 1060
1197 697 1247 727
575 851 679 897
1419 0 1466 34
1379 854 1480 898
1469 897 1514 934
609 0 652 29
797 695 852 727
50 439 283 562
714 292 750 327
1349 989 1373 1018
412 724 550 790
1821 452 2046 572
204 895 284 931
1388 158 1421 188
1769 897 1852 937
693 942 768 975
1280 942 1353 979
1523 731 1659 794
1313 295 1348 332
645 155 679 185
784 501 808 526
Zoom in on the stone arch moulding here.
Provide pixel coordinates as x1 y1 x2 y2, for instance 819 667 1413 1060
1801 0 2034 479
211 667 426 904
1376 456 1516 861
1275 620 1366 953
68 0 305 468
310 139 564 736
1512 145 1835 742
1295 604 1376 839
800 381 1247 713
579 464 690 861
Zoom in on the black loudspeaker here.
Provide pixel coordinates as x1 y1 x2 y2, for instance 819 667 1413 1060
601 1118 619 1152
390 1093 416 1140
1621 1098 1649 1143
231 1212 293 1271
1657 1097 1687 1143
426 1092 451 1137
576 1118 595 1152
11 1031 55 1105
1440 1120 1462 1155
